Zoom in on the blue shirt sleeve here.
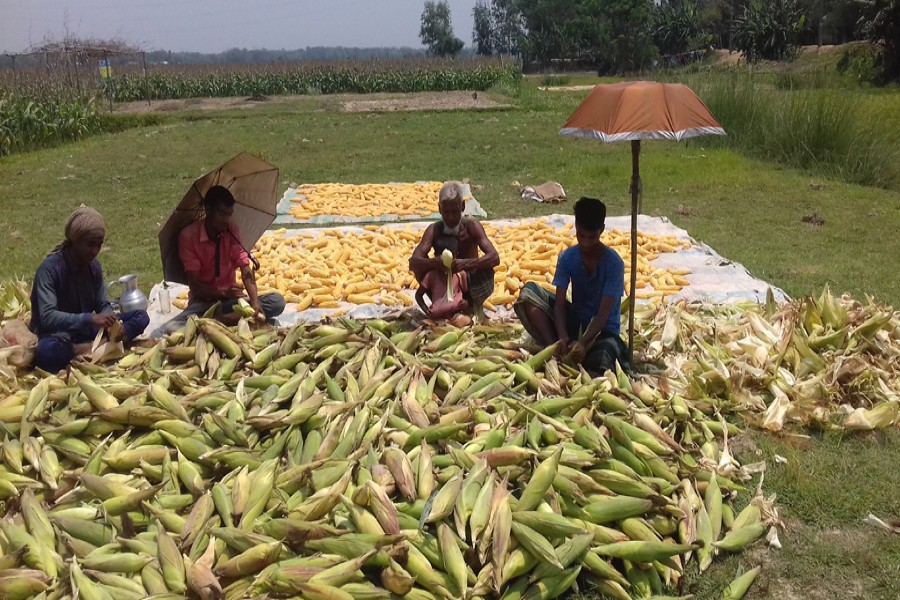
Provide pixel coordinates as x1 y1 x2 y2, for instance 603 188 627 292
601 248 625 298
551 248 571 291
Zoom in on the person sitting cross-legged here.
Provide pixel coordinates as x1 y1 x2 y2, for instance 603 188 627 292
409 181 500 319
513 197 627 375
31 207 149 373
164 185 285 332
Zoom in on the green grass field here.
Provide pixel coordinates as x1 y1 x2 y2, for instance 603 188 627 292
1 69 899 599
2 78 898 306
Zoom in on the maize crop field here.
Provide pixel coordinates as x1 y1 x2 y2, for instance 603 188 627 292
0 57 520 156
0 55 111 156
196 220 693 314
103 58 520 102
1 281 899 599
0 93 103 156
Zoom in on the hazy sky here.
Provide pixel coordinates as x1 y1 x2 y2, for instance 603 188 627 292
1 1 479 53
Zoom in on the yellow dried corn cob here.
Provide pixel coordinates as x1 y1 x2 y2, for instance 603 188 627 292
250 217 692 312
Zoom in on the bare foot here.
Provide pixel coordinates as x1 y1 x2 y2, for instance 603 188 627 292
72 342 93 358
218 312 241 327
472 304 487 323
450 314 472 328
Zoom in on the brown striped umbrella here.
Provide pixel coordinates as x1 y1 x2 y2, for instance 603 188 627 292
159 152 278 285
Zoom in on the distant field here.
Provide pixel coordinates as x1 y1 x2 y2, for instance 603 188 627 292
1 56 521 101
0 57 520 155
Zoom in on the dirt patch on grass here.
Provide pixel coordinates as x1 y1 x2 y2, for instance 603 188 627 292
758 521 882 599
114 91 509 115
799 44 839 55
339 91 508 112
730 433 762 461
775 581 866 600
539 84 596 92
713 49 744 67
813 527 873 550
114 95 294 114
787 263 826 278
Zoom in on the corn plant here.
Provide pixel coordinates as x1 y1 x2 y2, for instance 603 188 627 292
0 57 521 155
104 58 521 101
0 93 102 156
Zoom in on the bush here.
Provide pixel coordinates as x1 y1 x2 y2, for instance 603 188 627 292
773 70 831 90
487 76 523 99
97 112 165 132
732 0 806 62
0 94 103 156
687 72 900 189
837 43 884 85
856 0 900 83
654 0 715 55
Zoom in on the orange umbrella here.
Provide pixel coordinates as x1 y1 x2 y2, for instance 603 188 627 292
559 81 725 364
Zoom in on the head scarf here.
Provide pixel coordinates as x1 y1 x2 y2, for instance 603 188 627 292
52 206 106 254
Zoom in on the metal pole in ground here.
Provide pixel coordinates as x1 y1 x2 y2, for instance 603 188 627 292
62 50 72 92
105 49 113 111
142 51 151 107
73 47 82 97
627 139 641 367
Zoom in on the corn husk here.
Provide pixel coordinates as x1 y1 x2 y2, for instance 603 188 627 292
0 286 897 599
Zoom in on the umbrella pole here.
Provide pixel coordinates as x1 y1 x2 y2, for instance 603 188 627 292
628 140 641 367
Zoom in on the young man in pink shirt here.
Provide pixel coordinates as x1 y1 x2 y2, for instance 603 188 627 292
165 186 285 331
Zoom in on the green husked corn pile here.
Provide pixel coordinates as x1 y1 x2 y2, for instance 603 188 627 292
1 315 772 600
633 288 900 431
2 285 898 600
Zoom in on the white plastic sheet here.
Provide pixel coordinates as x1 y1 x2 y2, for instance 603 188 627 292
145 214 789 337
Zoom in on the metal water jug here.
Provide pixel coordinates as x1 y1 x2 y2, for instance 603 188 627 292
107 274 148 313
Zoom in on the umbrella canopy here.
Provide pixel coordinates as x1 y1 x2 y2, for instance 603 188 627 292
559 81 725 365
159 152 279 284
560 80 724 142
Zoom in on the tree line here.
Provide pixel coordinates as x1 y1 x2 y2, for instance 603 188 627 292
2 44 430 69
419 0 899 82
147 47 429 65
